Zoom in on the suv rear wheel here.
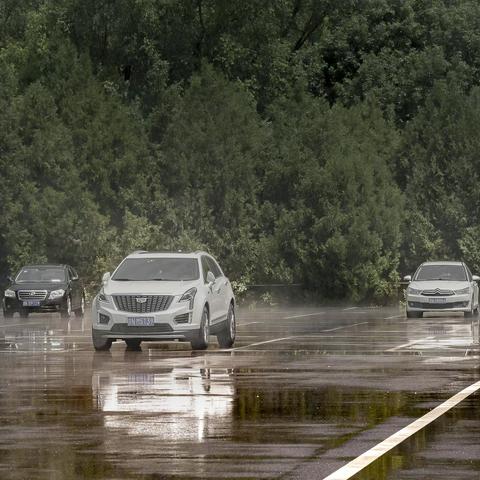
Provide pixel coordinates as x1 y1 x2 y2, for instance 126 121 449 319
191 306 209 350
217 303 236 348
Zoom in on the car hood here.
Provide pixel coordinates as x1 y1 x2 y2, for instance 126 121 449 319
104 280 198 296
408 280 470 291
10 282 68 291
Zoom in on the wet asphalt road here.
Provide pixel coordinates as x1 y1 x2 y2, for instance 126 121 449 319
0 306 479 480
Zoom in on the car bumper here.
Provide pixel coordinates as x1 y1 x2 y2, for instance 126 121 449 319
406 293 472 312
3 297 64 313
92 298 199 341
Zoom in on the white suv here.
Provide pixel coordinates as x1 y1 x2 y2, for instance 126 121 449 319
91 251 236 351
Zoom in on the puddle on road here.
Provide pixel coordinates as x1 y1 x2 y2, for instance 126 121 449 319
0 347 471 480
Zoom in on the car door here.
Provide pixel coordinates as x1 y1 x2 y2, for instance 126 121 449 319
201 256 219 322
465 265 478 306
206 256 229 323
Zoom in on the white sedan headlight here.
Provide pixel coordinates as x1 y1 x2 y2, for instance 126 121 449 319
4 289 16 298
455 287 470 295
407 287 422 295
49 289 65 299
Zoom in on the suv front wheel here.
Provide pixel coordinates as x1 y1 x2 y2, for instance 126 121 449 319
93 332 112 351
191 306 209 350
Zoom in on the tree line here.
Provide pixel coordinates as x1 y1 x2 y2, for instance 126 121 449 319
1 0 480 301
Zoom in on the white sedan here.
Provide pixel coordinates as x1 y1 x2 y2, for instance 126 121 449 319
404 261 479 318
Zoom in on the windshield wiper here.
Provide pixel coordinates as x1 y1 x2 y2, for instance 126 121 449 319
113 278 134 281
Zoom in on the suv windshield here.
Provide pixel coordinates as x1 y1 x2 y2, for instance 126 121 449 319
112 258 200 281
415 264 467 281
16 267 66 283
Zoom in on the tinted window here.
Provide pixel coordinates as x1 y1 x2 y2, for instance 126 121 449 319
16 267 66 283
415 264 467 281
112 258 200 281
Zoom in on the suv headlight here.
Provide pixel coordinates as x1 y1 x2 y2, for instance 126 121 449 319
97 289 111 306
49 289 65 299
407 287 422 295
455 287 470 295
179 287 196 309
4 289 16 298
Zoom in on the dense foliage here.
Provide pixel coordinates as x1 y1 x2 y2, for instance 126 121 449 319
1 0 480 301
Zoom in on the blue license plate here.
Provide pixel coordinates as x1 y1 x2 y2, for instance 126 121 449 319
127 317 154 327
23 300 41 307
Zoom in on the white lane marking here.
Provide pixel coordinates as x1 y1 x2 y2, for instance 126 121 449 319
321 322 368 332
238 321 262 326
386 336 434 352
229 336 299 351
322 380 480 480
283 312 326 319
229 321 370 351
343 307 358 311
384 314 404 320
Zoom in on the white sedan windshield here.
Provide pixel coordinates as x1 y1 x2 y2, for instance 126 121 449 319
415 265 467 281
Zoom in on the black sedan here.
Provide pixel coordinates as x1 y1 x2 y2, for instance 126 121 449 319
3 264 85 318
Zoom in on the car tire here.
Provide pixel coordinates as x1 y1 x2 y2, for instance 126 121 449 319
19 309 29 318
217 303 236 348
407 311 422 318
3 309 13 319
191 306 209 350
92 333 112 351
60 296 72 319
125 339 142 350
74 295 85 317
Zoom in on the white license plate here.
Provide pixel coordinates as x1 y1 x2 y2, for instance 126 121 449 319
23 300 41 307
127 317 154 327
429 297 447 304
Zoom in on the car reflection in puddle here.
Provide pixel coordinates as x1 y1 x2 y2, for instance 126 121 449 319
92 365 234 442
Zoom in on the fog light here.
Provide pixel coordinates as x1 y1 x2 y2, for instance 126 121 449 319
174 313 190 324
99 313 109 325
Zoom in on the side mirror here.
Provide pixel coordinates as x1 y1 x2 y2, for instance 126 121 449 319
7 276 14 284
72 275 79 281
473 275 480 282
206 271 215 284
102 272 111 284
403 275 412 282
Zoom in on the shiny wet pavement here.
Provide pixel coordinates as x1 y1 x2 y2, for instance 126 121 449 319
0 306 479 479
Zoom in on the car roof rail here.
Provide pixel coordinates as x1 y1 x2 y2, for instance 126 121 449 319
131 250 149 254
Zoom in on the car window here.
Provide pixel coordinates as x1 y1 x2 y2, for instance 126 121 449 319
16 267 66 283
414 264 467 281
67 267 75 280
201 256 211 283
206 257 222 278
112 258 200 281
465 265 473 281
